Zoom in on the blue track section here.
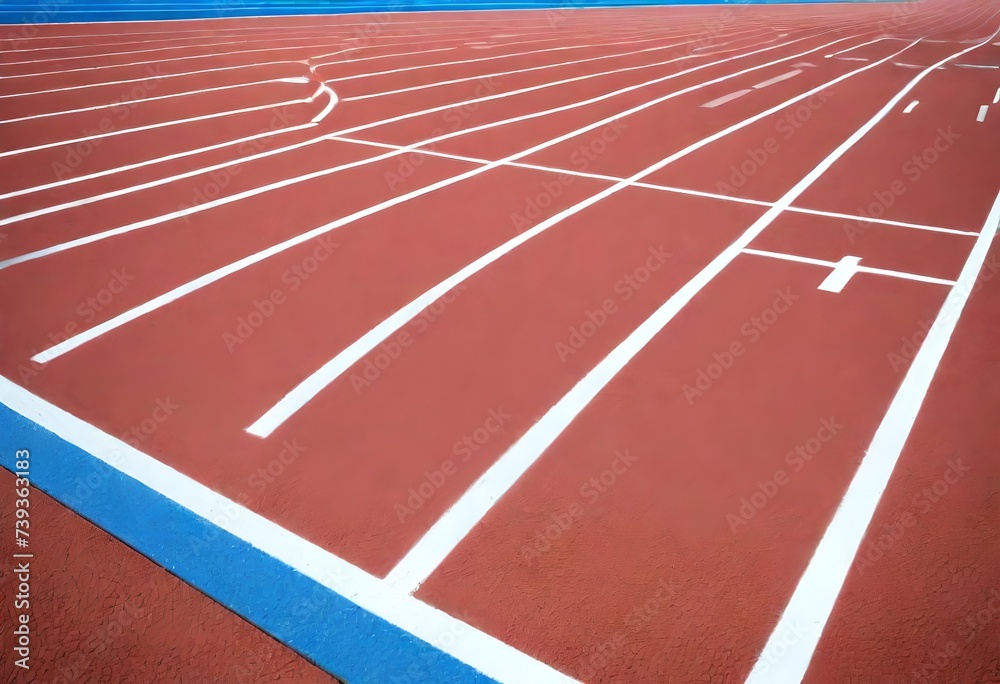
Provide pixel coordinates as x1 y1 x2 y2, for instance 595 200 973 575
0 0 893 25
0 403 498 684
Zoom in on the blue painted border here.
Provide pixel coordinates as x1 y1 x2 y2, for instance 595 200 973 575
0 0 900 24
0 403 497 684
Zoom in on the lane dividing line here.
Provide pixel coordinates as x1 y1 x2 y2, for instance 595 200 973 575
371 39 933 592
903 99 919 113
7 33 853 267
752 69 802 89
0 76 311 125
245 37 917 443
384 28 994 595
335 135 976 238
746 31 1000 684
741 248 957 290
702 89 752 108
977 104 989 121
0 377 578 684
0 30 832 215
0 85 325 160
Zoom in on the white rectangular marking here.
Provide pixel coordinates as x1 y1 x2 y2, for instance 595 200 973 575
903 100 919 113
994 87 1000 104
745 188 1000 683
701 89 751 108
752 69 802 89
817 256 862 292
978 105 989 122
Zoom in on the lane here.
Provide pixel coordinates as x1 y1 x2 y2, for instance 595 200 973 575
802 238 1000 684
416 256 951 682
0 32 866 272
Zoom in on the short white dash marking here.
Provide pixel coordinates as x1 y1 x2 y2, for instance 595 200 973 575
701 89 751 108
978 105 989 122
955 63 999 69
753 69 802 89
994 87 1000 104
817 256 862 292
903 100 919 113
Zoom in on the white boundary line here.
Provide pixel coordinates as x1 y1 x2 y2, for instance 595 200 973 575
741 247 958 287
0 375 578 684
384 28 992 594
244 36 905 439
745 188 1000 683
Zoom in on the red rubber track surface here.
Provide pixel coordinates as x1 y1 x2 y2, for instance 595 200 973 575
1 0 999 681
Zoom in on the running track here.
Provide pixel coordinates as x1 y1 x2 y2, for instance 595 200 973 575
2 1 1000 681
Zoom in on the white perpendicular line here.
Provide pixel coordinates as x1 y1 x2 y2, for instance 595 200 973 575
744 42 1000 684
382 37 940 595
0 377 579 684
903 99 919 113
745 190 1000 683
27 33 869 366
245 38 919 443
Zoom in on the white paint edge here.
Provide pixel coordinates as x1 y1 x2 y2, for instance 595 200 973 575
745 28 1000 684
383 38 933 594
0 376 578 684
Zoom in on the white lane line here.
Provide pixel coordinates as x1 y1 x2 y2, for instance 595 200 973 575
244 37 905 441
384 35 965 595
977 104 989 122
826 38 884 58
337 135 974 238
0 41 341 80
747 190 1000 682
752 69 802 89
341 35 712 101
746 31 1000 684
0 60 311 100
701 89 752 108
0 84 324 160
741 249 957 289
0 77 310 125
25 33 872 368
0 377 579 684
4 33 839 248
955 62 1000 69
903 99 919 113
341 32 747 101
